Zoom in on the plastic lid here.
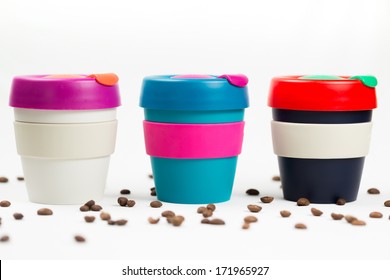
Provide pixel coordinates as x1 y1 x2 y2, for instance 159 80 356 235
268 75 377 111
9 74 121 110
140 74 249 111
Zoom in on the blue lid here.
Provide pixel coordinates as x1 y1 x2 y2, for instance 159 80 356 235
140 74 249 111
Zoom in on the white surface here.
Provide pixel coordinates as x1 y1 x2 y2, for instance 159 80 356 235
271 121 372 158
0 0 390 262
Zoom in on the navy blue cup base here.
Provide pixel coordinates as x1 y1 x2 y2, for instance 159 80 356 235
278 157 365 203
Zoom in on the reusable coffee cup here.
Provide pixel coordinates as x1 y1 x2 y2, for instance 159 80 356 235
9 74 120 204
268 75 377 203
140 74 249 204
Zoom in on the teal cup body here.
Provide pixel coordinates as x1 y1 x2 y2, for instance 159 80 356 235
140 75 249 204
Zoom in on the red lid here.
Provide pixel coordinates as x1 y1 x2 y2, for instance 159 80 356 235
268 75 377 111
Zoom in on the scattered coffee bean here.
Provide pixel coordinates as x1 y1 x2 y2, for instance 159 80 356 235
16 176 24 181
37 208 53 216
148 174 154 179
148 217 160 224
74 235 85 242
0 235 10 242
295 223 307 229
297 198 310 206
127 200 136 207
0 200 11 207
207 204 216 211
115 219 128 226
0 177 9 183
202 209 213 218
384 200 390 207
107 220 116 225
209 218 225 225
242 223 250 230
244 216 258 223
331 213 344 220
150 187 156 196
260 196 274 203
100 212 111 221
150 201 162 208
351 220 366 226
367 188 380 194
161 210 175 218
311 208 323 217
79 205 90 212
84 216 95 223
90 205 102 211
272 175 281 181
197 206 206 214
247 204 262 213
13 213 24 220
201 218 210 224
336 198 346 205
369 211 383 218
120 189 131 195
280 210 291 218
171 215 185 226
84 200 95 207
246 189 260 196
117 197 128 207
344 215 357 223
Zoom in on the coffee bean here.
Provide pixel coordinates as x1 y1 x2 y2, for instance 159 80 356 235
0 235 10 242
280 210 291 218
161 210 175 218
100 212 111 221
79 205 90 212
384 200 390 207
84 216 95 223
90 205 102 212
244 216 258 223
207 204 216 211
367 188 380 194
0 177 9 183
150 189 157 196
37 208 53 215
148 174 154 179
260 196 274 203
297 198 310 206
197 206 206 214
148 217 160 224
336 198 346 205
16 176 24 181
242 223 250 229
120 189 131 195
150 201 162 208
331 213 344 220
13 213 24 220
295 223 307 229
369 211 383 218
202 209 213 218
344 215 357 223
84 200 95 207
127 200 136 207
115 219 128 226
74 235 85 242
247 204 262 213
272 175 281 181
171 215 185 226
209 218 225 225
246 189 260 196
117 197 128 207
351 220 366 226
107 220 116 225
201 218 210 224
311 208 323 217
0 200 11 207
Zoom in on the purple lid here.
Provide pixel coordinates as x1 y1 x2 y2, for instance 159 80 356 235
9 74 121 110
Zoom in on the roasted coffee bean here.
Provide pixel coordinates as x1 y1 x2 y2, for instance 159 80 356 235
311 208 323 217
272 175 281 181
150 201 162 208
161 210 175 218
115 219 128 226
246 189 260 196
295 223 307 229
0 200 11 207
369 211 383 218
90 205 102 211
201 218 210 224
37 208 53 215
16 176 24 181
384 200 390 207
127 200 136 207
260 196 274 203
120 189 131 195
84 216 95 223
84 200 95 207
367 188 380 194
351 220 366 226
207 204 216 211
247 205 262 213
336 198 346 205
209 218 225 225
79 205 90 212
150 189 157 196
117 197 128 207
280 210 291 218
344 215 357 223
171 215 185 226
107 220 116 225
242 223 250 230
100 212 111 221
297 198 310 206
197 206 207 214
331 213 344 220
74 235 85 242
13 213 24 220
0 235 10 242
202 209 213 218
148 217 160 224
148 174 154 179
0 177 8 183
244 216 258 223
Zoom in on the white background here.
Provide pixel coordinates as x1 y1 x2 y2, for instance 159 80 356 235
1 0 390 270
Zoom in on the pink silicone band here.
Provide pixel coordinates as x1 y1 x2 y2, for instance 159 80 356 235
143 121 245 159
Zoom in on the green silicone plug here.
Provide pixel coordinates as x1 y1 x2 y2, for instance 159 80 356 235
349 76 378 88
